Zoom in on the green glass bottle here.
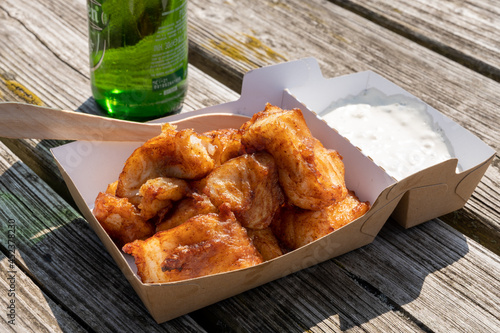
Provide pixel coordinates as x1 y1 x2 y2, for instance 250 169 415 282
87 0 188 121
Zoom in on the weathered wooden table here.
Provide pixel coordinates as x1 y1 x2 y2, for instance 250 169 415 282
1 0 499 332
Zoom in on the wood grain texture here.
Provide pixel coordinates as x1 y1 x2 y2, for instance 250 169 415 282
0 254 87 333
2 137 499 332
192 261 427 332
337 220 500 332
0 142 206 332
0 0 89 109
329 0 500 81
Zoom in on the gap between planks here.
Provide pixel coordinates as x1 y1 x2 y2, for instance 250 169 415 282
326 0 500 82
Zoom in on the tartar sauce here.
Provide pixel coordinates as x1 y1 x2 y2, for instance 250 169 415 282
320 88 456 180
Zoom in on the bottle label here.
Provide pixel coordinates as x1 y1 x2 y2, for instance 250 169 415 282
150 0 188 91
152 67 185 91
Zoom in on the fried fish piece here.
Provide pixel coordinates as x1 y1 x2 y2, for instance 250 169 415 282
246 228 283 261
122 205 263 283
155 193 218 232
93 192 154 247
116 124 215 204
241 104 347 210
138 177 189 220
204 152 284 229
203 128 245 167
105 181 118 196
272 191 370 250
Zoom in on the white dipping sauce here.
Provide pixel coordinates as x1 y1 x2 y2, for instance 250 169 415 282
320 88 456 181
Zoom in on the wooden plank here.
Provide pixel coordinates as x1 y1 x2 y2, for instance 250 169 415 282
337 219 500 332
328 0 500 81
0 0 239 112
190 256 427 332
0 142 206 332
192 0 500 329
0 254 87 333
0 0 89 109
0 0 95 203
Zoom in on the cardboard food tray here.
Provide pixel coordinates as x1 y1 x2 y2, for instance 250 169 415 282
51 58 495 323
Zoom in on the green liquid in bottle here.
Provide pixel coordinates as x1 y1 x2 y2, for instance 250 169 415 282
87 0 188 121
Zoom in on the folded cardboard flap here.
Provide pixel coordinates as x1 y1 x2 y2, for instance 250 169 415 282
391 184 450 228
388 157 493 228
455 156 495 202
361 186 403 237
50 58 494 323
385 159 458 201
